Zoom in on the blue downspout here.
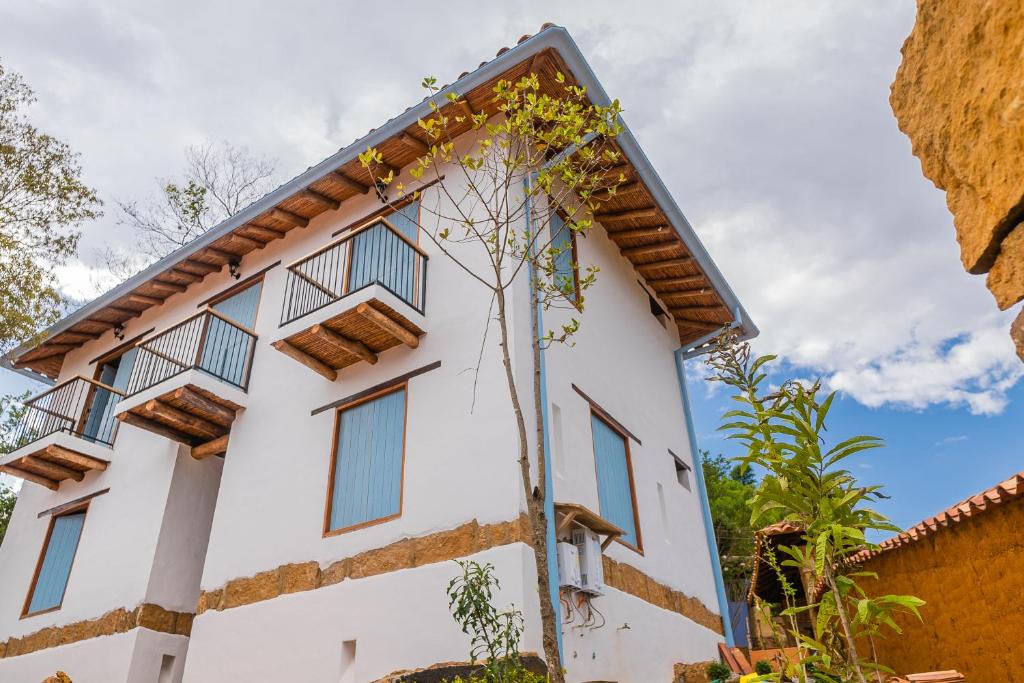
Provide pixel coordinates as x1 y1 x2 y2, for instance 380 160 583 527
674 348 735 646
525 177 565 662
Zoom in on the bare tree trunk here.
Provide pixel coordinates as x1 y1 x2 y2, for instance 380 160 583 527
493 285 565 683
825 567 867 683
868 634 884 683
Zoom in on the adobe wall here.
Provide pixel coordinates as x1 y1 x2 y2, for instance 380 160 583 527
891 0 1024 358
861 496 1024 678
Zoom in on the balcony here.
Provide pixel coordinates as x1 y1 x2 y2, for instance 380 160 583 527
272 217 427 380
0 377 118 490
114 309 256 458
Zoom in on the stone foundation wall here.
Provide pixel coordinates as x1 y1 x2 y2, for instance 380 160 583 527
0 603 192 659
860 495 1024 678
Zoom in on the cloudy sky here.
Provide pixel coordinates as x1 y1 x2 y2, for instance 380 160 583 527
1 1 1021 527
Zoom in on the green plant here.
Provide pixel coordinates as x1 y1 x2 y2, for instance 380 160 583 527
707 330 925 683
706 661 731 681
755 660 773 675
447 560 537 683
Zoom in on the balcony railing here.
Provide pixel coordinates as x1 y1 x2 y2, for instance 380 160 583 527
9 376 125 450
125 309 257 396
280 217 428 325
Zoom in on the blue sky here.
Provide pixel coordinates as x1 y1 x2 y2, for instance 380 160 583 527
1 1 1021 532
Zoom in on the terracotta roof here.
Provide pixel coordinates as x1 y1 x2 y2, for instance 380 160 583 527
5 23 757 381
849 470 1024 564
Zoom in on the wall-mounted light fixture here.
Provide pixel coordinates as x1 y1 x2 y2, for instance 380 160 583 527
113 324 125 341
229 260 242 280
374 179 389 204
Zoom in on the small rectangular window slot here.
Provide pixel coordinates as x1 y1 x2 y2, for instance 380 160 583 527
670 450 692 491
158 654 175 683
340 639 357 683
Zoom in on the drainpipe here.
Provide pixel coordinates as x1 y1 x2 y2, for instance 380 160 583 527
524 174 565 662
674 346 735 647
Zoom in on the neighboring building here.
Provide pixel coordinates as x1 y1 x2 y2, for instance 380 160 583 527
850 470 1024 680
0 25 755 682
891 0 1024 361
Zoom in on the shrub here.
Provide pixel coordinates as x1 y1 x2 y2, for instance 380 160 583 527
755 660 773 675
706 661 732 681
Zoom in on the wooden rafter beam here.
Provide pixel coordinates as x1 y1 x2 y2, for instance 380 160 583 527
230 234 263 250
608 226 671 241
647 274 707 289
268 208 309 228
22 456 83 482
29 344 77 360
57 331 101 343
151 280 188 294
333 171 370 194
143 400 222 440
127 293 164 306
118 412 198 446
310 324 378 365
621 242 679 260
109 306 143 319
170 268 202 284
635 257 694 272
593 180 643 201
243 224 287 241
298 189 341 211
594 207 661 223
43 445 108 471
355 303 419 348
0 464 58 490
171 386 236 427
398 132 429 155
271 340 338 381
203 247 236 262
183 260 222 274
658 287 714 301
191 434 229 460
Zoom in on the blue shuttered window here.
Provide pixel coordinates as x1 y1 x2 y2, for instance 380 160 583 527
328 388 407 533
27 512 86 615
591 413 639 548
350 201 420 307
201 282 262 387
550 213 577 303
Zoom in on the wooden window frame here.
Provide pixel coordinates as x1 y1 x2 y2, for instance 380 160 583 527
21 502 90 619
589 409 644 555
322 383 409 538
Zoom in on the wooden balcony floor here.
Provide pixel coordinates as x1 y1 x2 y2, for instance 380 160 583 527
0 444 109 491
117 384 241 459
272 299 424 381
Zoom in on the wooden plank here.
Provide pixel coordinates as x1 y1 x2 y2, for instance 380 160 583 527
203 246 236 262
0 465 58 491
118 412 198 446
593 180 643 200
183 260 222 274
171 386 236 426
310 324 378 365
109 306 143 318
22 456 83 482
143 400 222 439
42 446 109 471
647 274 707 289
127 293 164 306
298 189 340 211
243 224 286 240
150 280 188 294
607 226 671 241
170 268 202 283
333 172 370 194
355 303 419 348
268 208 309 228
191 434 229 460
594 207 661 223
635 257 693 272
398 132 429 155
271 340 338 381
658 287 714 301
38 488 110 518
56 331 101 343
621 242 678 260
230 234 263 249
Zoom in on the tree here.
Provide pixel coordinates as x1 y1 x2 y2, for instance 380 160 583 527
0 391 28 545
707 331 923 682
96 140 277 285
360 73 625 682
702 451 761 600
0 59 101 353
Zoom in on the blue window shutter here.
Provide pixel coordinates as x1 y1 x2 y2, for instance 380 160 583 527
591 414 638 546
83 347 138 443
202 282 261 386
388 201 420 242
349 206 418 306
28 512 86 614
329 389 406 532
550 213 577 302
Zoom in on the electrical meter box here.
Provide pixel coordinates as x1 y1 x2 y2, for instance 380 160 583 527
556 541 582 589
571 527 605 595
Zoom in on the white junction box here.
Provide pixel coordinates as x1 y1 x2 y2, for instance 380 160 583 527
557 542 582 589
572 527 605 595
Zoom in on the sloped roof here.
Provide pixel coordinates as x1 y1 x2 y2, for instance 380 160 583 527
5 24 757 380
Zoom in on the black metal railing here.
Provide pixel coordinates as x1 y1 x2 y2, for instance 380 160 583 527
9 376 125 450
125 309 257 396
280 217 428 325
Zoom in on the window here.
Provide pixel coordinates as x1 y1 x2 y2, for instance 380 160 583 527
351 200 420 304
24 510 87 616
201 281 263 387
590 412 641 550
82 346 138 444
325 386 407 535
550 212 578 303
671 451 692 491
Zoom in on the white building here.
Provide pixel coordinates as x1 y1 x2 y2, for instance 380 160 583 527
0 25 756 683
